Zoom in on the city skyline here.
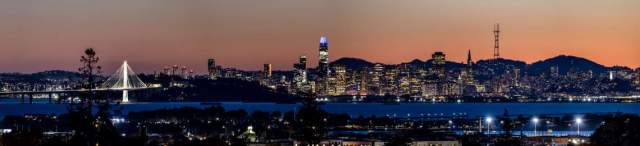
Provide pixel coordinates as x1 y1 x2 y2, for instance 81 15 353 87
1 0 639 73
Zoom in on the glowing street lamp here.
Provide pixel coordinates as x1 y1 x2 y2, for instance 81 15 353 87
485 117 493 134
532 117 539 137
575 117 583 136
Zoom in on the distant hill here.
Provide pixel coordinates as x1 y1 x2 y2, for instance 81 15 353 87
330 57 376 69
475 58 527 76
31 70 83 79
0 70 82 81
527 55 607 75
329 55 616 76
404 59 466 70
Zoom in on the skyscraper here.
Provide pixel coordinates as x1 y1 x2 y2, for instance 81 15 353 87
263 64 272 78
208 58 219 80
431 52 446 96
461 50 475 85
432 52 446 79
318 35 329 76
294 55 308 90
467 50 473 67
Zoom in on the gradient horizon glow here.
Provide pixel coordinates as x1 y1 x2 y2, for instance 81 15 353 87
0 0 638 73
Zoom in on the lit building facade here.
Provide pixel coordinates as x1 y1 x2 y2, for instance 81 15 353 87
318 36 330 77
207 58 220 80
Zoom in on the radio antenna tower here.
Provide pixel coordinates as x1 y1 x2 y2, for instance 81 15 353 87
493 23 500 59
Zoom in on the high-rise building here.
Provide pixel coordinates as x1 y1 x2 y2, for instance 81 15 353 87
431 52 447 96
432 52 446 79
172 65 179 76
208 58 219 80
318 36 330 76
466 50 473 67
371 64 384 95
294 56 308 91
461 50 475 84
333 65 347 95
163 66 169 75
181 66 187 78
263 64 272 78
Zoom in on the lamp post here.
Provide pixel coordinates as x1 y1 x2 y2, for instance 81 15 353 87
575 118 583 136
532 117 539 137
486 117 493 135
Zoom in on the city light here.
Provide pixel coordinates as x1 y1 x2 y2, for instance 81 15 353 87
575 117 583 124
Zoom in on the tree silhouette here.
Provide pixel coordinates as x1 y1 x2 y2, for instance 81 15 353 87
295 92 327 145
500 109 513 137
591 114 640 146
78 48 101 103
69 48 120 146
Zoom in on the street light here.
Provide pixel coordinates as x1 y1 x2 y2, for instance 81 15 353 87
532 117 539 137
575 117 583 136
486 117 492 134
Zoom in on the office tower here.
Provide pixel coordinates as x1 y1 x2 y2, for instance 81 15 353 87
333 65 347 95
294 56 308 90
461 50 475 85
163 66 169 75
295 56 307 70
208 58 218 80
432 52 446 79
263 64 272 78
431 52 446 96
181 66 187 78
318 36 329 76
371 64 384 95
172 65 178 76
609 71 614 81
467 50 473 66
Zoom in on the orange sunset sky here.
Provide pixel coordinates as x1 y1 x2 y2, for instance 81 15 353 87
0 0 638 73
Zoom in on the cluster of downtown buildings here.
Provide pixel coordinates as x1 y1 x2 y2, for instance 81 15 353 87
205 36 640 101
1 33 639 102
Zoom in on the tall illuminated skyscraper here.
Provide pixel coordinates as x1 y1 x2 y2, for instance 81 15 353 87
294 56 308 89
263 64 272 78
318 35 329 76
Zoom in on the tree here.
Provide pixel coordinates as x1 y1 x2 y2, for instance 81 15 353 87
516 114 526 138
69 48 120 146
493 110 523 146
500 109 513 137
78 48 101 103
591 114 640 146
295 93 328 145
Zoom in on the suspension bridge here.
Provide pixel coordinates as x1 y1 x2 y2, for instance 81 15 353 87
0 61 153 103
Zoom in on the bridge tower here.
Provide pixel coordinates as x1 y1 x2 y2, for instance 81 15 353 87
122 61 130 102
102 60 147 103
